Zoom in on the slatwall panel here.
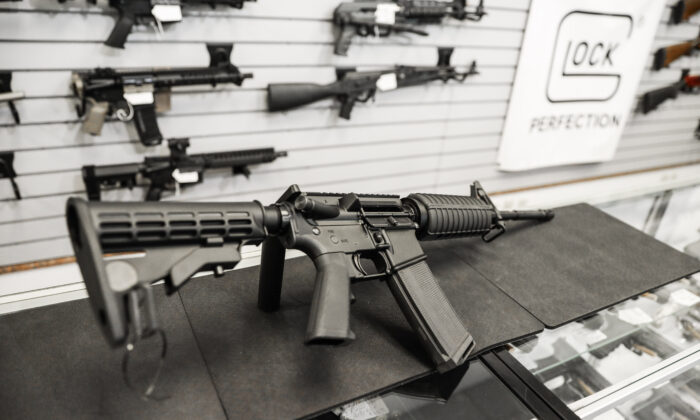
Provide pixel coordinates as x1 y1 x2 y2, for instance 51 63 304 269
0 0 699 271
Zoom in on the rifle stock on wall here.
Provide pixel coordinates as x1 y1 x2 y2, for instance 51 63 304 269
72 43 251 146
639 69 700 114
268 47 477 119
670 0 700 24
653 29 700 70
82 138 287 201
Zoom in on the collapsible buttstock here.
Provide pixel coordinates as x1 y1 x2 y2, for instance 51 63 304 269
105 14 135 48
132 103 163 146
267 83 337 112
305 253 354 344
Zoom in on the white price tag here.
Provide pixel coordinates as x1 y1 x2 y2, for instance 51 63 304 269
151 4 183 23
376 73 398 91
617 307 653 325
337 397 389 420
171 169 199 184
375 3 400 25
583 329 607 345
543 375 565 390
670 289 700 307
123 91 154 106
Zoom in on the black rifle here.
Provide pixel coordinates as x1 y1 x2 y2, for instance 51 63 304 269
333 0 485 55
639 69 699 114
671 0 700 24
268 47 477 119
0 71 23 124
653 29 700 70
67 181 553 373
0 151 21 200
72 43 252 146
82 138 287 201
89 0 255 48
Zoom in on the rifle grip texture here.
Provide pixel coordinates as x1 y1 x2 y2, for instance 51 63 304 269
133 104 163 146
305 252 354 344
258 237 287 312
105 14 135 48
387 260 474 372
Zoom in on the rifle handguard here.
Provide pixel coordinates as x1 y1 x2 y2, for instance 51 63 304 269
403 193 495 240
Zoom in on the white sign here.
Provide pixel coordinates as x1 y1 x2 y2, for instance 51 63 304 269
498 0 664 171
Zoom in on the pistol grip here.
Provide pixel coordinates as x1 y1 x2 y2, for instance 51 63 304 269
305 252 354 344
333 25 355 56
258 237 287 312
133 104 163 146
387 261 474 372
338 96 356 119
105 13 135 49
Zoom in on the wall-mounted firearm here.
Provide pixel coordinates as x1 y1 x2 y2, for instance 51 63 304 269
670 0 700 24
333 0 485 55
72 43 252 146
639 69 699 114
66 181 553 375
0 151 20 200
0 71 23 124
88 0 255 49
653 29 700 70
82 138 286 201
268 47 477 119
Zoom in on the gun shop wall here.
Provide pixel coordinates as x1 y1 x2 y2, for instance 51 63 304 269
0 0 699 278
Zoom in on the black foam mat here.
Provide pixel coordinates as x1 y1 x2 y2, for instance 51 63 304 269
178 249 543 420
0 286 225 420
453 203 700 328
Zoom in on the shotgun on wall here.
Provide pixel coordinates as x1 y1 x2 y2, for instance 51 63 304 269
333 0 486 55
652 29 699 70
90 0 255 48
71 43 251 146
638 69 699 114
66 181 554 374
268 47 478 119
82 138 287 201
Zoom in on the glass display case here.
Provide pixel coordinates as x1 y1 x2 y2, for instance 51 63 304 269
510 183 700 419
317 183 700 420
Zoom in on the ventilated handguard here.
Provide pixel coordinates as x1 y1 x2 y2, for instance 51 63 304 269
403 193 496 240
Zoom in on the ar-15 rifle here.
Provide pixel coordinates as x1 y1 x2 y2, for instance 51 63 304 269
653 29 700 70
66 181 554 374
0 71 23 124
82 138 287 201
88 0 255 49
72 43 252 146
268 47 477 119
333 0 485 56
670 0 700 24
639 69 699 114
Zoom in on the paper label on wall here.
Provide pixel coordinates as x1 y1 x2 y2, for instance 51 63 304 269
335 397 389 420
375 3 400 25
123 91 154 106
376 73 398 91
151 5 183 22
498 0 665 171
172 169 199 184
